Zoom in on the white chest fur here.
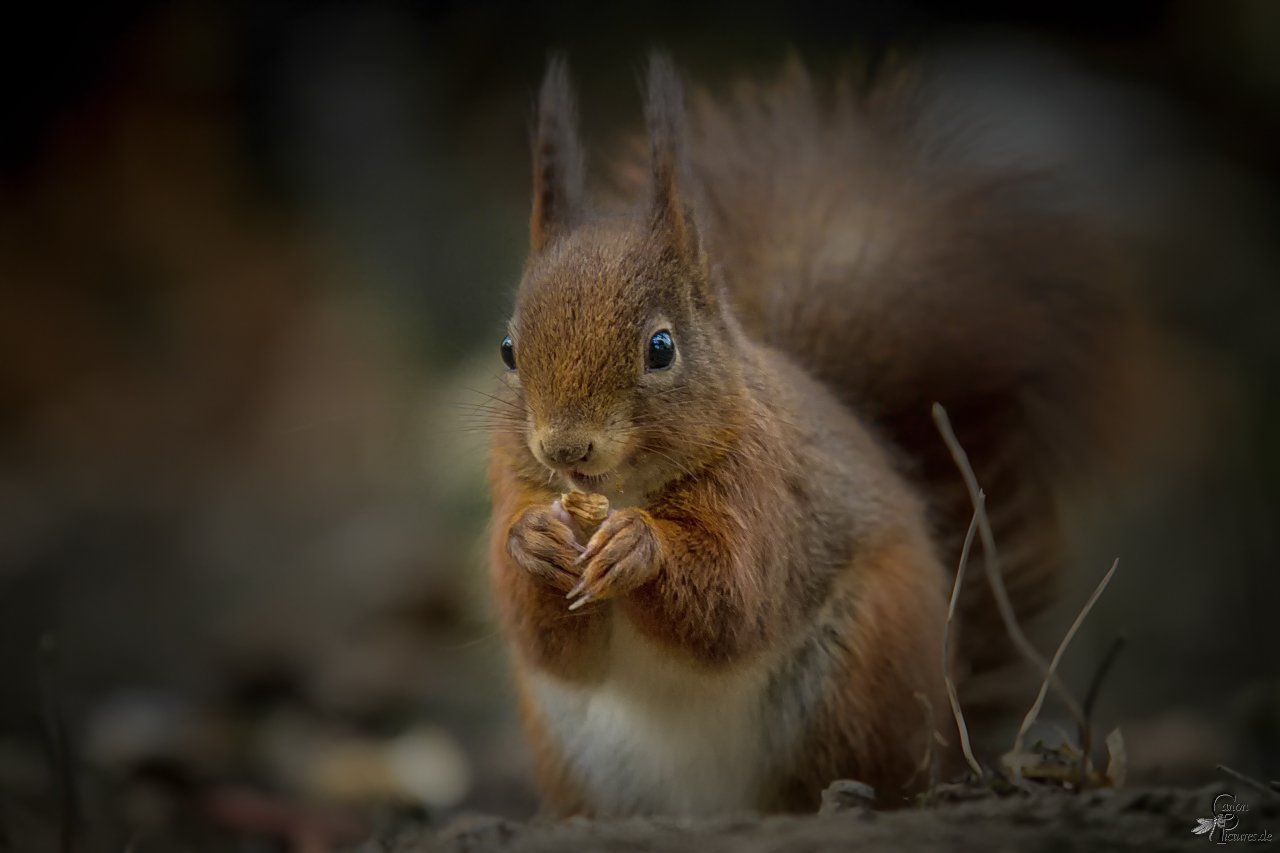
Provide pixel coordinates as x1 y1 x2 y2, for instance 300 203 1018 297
529 615 777 817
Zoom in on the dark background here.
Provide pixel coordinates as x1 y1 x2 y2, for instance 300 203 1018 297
0 0 1277 849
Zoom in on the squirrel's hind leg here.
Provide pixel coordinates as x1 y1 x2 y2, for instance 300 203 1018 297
762 537 954 811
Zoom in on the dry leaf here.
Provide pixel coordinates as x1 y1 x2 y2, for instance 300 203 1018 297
1104 727 1126 788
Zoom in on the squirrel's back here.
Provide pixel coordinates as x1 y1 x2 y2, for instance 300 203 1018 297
672 64 1129 677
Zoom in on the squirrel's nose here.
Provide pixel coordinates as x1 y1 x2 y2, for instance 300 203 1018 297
540 436 594 468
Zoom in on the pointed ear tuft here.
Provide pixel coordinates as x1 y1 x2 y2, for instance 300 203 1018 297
530 56 584 253
644 52 698 256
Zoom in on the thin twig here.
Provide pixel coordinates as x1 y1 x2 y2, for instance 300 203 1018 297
1217 765 1280 800
1012 558 1120 759
39 632 76 853
943 498 984 778
909 690 948 800
930 404 1089 741
1083 635 1127 725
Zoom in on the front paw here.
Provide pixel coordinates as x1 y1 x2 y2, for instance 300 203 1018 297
508 504 585 593
566 509 661 610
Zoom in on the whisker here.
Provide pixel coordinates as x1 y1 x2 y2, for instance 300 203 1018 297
641 437 799 477
450 410 525 424
630 411 804 430
453 405 523 423
460 385 530 413
632 443 701 481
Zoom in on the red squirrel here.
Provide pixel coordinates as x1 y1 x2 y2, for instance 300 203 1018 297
486 54 1126 816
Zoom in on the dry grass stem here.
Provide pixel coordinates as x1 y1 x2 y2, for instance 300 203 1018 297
1083 635 1127 723
943 500 984 777
930 403 1089 741
909 690 947 797
1217 765 1280 800
1012 558 1120 759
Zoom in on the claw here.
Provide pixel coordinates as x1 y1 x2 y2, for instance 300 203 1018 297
567 593 592 611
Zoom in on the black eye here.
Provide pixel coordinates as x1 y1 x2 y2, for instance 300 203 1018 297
501 336 516 370
646 330 675 371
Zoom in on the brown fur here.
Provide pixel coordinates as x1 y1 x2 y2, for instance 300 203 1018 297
682 64 1129 675
485 55 1125 816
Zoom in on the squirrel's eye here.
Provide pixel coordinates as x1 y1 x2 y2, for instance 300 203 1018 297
646 330 675 371
501 336 516 371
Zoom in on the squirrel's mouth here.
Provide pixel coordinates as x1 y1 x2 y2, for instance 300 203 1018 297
568 469 611 489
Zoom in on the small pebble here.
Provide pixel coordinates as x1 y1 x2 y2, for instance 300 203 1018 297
819 779 876 815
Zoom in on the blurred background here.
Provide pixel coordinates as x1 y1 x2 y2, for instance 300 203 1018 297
0 0 1277 849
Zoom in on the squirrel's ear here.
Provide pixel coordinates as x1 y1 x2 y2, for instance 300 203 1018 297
530 57 584 253
644 53 700 260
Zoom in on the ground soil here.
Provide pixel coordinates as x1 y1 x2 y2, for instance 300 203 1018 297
359 785 1278 853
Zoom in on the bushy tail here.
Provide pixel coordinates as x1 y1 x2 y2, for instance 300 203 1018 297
682 61 1134 680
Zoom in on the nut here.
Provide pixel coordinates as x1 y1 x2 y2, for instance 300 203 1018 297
561 490 609 538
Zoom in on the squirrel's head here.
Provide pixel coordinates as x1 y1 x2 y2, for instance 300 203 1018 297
496 55 743 495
